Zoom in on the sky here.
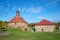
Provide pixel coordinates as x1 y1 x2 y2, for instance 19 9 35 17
0 0 60 23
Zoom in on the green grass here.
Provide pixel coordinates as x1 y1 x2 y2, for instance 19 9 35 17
0 28 60 40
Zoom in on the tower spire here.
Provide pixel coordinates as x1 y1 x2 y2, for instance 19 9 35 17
16 9 20 16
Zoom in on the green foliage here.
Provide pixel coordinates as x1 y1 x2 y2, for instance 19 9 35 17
0 21 2 28
28 23 36 27
54 22 60 30
0 28 60 40
0 21 8 28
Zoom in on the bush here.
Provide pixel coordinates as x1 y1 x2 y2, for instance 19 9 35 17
1 27 7 32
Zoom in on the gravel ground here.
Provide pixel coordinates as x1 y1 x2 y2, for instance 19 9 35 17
0 31 11 36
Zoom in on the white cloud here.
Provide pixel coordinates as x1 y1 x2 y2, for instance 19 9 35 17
45 0 60 7
27 7 42 13
22 8 26 12
37 16 45 19
11 6 43 14
12 6 17 10
12 7 21 11
18 8 22 11
21 6 43 14
37 16 50 20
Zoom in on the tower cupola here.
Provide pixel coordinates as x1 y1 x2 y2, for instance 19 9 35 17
16 10 20 16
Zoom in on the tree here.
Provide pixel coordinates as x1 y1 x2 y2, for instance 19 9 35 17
28 23 36 27
0 21 2 28
0 21 8 28
55 22 60 30
0 21 8 31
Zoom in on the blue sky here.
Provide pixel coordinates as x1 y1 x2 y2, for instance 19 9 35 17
0 0 60 23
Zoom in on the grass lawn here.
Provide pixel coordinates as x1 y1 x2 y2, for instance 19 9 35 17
0 28 60 40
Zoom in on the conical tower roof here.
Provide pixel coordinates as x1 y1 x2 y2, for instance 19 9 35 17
10 10 27 23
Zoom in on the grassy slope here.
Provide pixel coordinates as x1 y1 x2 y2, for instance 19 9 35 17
0 28 60 40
